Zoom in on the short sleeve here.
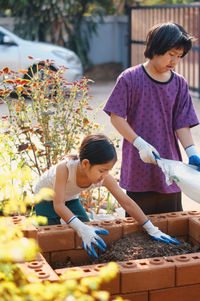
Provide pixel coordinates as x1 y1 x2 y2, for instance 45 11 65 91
173 78 199 130
103 75 130 118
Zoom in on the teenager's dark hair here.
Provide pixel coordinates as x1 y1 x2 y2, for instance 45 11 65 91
79 134 117 166
144 22 193 59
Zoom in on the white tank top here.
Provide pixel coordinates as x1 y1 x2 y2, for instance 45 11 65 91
33 159 103 202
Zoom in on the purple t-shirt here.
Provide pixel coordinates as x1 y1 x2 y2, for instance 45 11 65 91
104 64 199 193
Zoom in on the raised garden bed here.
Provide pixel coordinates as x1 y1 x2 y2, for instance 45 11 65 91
51 231 200 269
10 211 200 301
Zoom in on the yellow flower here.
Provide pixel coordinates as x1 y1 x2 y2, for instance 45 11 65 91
92 291 110 301
36 188 55 202
80 277 100 290
99 262 118 282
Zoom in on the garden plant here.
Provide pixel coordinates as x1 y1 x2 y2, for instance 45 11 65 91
0 62 124 299
0 165 121 300
0 59 121 217
0 58 98 181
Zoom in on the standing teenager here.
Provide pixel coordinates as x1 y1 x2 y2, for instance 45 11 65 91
34 133 179 258
104 22 200 215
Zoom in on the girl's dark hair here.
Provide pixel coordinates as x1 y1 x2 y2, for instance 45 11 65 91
79 134 117 166
144 22 193 59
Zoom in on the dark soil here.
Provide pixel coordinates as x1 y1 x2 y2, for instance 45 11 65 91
51 231 200 269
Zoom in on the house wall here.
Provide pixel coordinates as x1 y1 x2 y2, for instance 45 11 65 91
85 15 128 69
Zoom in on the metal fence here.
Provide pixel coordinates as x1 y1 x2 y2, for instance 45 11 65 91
128 4 200 94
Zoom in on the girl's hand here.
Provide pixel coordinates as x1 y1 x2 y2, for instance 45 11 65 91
185 145 200 171
68 216 109 258
133 136 160 164
142 219 180 245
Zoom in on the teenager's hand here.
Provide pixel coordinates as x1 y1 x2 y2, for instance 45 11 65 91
142 219 180 245
68 216 109 258
133 136 160 164
185 145 200 171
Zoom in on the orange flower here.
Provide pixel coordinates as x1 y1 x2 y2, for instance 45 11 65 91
28 56 34 59
17 86 24 91
18 70 28 74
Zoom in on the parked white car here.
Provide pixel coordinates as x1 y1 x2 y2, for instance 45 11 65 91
0 26 83 82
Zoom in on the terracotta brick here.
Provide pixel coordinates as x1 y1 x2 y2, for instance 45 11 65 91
17 254 59 282
98 220 123 245
2 216 38 240
119 257 175 293
1 216 26 227
37 224 75 252
149 283 200 301
169 253 200 286
93 263 120 295
166 212 189 237
189 236 200 247
22 224 38 241
51 249 91 265
187 210 200 216
55 263 120 295
147 214 168 233
189 217 200 243
55 265 96 279
120 217 141 235
166 212 188 218
111 291 148 301
41 252 50 263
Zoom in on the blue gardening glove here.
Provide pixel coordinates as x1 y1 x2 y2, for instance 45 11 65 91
185 145 200 171
133 136 160 164
142 219 180 245
68 216 109 258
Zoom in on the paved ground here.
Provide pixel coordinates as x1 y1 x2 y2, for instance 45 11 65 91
1 80 200 211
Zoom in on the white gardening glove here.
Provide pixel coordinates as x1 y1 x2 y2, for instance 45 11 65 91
142 219 180 245
185 145 200 171
133 136 160 164
68 216 109 258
